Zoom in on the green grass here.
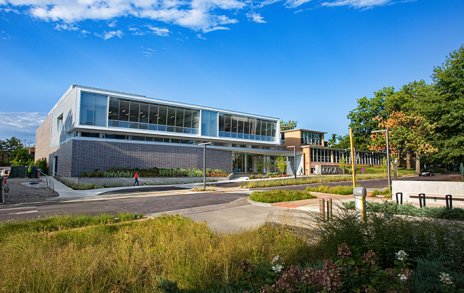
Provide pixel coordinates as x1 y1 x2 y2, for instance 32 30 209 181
249 190 316 203
305 185 354 195
241 174 386 188
0 214 309 292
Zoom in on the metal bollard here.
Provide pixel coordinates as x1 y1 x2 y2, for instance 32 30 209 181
354 187 367 223
327 198 333 220
445 195 453 209
319 199 326 221
419 193 426 208
396 192 403 205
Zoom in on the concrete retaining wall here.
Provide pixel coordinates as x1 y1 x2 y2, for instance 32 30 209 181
392 180 464 206
68 176 229 186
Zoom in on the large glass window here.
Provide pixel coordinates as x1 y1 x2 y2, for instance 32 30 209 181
201 110 218 137
119 100 130 121
80 92 107 127
158 106 167 125
129 101 139 123
139 103 149 123
109 98 119 121
176 108 184 127
184 110 192 128
167 107 176 126
149 104 158 124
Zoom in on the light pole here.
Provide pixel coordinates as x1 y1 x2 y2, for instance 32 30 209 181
198 142 211 190
288 146 297 179
372 129 391 197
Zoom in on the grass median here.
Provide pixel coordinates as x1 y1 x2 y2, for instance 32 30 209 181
249 190 316 203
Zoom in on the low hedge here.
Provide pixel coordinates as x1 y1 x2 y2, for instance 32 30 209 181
249 190 316 203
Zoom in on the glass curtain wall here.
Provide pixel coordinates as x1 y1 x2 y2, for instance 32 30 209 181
310 148 384 165
232 153 277 173
80 92 108 127
219 113 276 142
108 96 200 134
301 131 322 145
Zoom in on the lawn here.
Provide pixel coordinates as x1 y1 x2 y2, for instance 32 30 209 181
305 185 354 195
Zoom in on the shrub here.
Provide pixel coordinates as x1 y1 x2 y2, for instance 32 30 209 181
306 207 464 270
35 158 48 175
249 174 256 179
305 185 354 195
250 190 316 203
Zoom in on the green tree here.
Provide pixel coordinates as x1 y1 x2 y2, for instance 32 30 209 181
347 87 394 150
276 156 287 174
35 158 49 175
421 45 464 164
11 147 34 166
339 155 347 175
0 137 24 165
280 120 298 131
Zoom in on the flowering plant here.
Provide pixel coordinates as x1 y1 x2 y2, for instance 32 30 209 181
238 244 413 293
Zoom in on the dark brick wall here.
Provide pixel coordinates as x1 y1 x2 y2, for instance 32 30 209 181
70 140 232 176
49 140 73 177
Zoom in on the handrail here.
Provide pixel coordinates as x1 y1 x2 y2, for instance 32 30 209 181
54 172 73 188
38 169 55 193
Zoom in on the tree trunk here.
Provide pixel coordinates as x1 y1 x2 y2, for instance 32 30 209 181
415 154 421 174
406 153 411 170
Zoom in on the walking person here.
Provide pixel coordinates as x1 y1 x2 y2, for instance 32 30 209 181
133 172 139 186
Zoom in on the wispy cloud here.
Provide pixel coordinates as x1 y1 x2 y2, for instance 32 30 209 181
54 23 79 31
247 12 266 23
0 112 48 143
321 0 391 8
203 26 230 33
95 30 124 40
146 25 170 36
0 0 410 35
197 33 206 39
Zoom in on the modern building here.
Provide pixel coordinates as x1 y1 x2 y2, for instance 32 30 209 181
281 129 385 175
35 85 294 177
35 85 385 177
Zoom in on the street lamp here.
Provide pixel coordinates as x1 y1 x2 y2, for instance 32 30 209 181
198 142 211 190
287 146 297 179
372 129 391 197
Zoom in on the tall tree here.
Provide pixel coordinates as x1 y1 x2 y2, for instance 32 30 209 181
280 120 298 131
421 45 464 164
0 137 24 165
370 111 437 174
347 87 394 150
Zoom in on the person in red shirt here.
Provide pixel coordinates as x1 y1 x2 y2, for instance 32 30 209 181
133 172 139 186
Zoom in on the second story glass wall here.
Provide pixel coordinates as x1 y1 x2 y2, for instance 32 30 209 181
301 131 322 145
218 113 277 142
107 96 200 134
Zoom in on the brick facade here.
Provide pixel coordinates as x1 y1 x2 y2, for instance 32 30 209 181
35 115 51 163
50 140 232 177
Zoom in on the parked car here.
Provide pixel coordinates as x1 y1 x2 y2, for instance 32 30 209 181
0 169 10 177
419 169 435 176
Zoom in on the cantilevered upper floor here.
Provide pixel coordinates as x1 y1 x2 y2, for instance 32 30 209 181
48 85 280 149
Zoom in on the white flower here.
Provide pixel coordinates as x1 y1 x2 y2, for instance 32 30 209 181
272 255 284 265
395 250 408 261
440 272 453 285
272 264 283 273
398 274 408 281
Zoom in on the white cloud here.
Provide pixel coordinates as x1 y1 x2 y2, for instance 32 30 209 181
108 19 118 27
1 0 245 32
146 25 170 36
285 0 312 8
246 12 266 23
321 0 391 8
0 112 48 143
54 23 79 31
196 33 206 39
203 26 229 33
95 30 124 40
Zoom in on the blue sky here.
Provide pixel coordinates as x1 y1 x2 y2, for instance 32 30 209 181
0 0 463 144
